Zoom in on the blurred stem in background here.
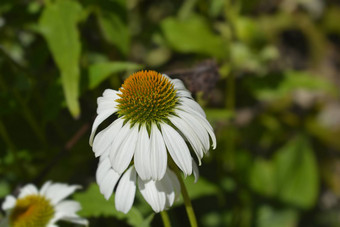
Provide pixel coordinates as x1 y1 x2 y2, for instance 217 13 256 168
223 0 241 171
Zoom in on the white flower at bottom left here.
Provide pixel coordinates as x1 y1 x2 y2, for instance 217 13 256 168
1 181 88 227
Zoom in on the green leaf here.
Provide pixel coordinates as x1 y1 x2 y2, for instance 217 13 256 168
257 205 299 227
161 15 228 58
97 11 130 56
39 0 82 118
249 159 276 197
274 135 319 209
73 183 152 227
249 71 338 101
88 62 143 89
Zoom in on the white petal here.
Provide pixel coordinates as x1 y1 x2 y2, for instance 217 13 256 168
96 158 111 186
167 169 181 201
134 125 151 180
138 178 166 213
99 169 120 200
149 124 167 180
176 90 192 98
89 109 117 145
175 109 210 152
115 167 137 214
192 159 200 183
179 97 206 118
42 183 81 205
97 98 117 115
160 123 192 176
108 122 132 173
2 195 16 210
55 200 82 214
93 118 124 157
169 115 204 165
171 78 186 91
161 170 176 208
51 200 88 226
40 181 52 195
18 184 38 198
96 91 119 114
110 123 138 174
103 89 118 98
181 106 216 149
59 217 88 226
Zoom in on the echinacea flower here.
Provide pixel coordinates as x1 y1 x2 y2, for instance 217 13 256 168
1 182 88 227
89 70 216 182
96 151 199 213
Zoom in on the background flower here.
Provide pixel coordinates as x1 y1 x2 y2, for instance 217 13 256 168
1 182 88 227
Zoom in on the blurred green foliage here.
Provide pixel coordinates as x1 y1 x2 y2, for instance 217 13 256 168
1 0 340 226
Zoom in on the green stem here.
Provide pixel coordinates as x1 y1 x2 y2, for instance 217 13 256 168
160 211 171 227
173 167 198 227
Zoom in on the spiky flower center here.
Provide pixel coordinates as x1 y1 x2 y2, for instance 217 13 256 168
10 195 54 227
116 70 178 125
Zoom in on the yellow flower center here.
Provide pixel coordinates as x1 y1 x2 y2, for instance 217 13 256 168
10 195 54 227
117 70 178 125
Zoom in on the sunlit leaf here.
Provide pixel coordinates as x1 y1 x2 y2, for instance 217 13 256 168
39 0 82 118
161 15 228 58
274 135 319 209
88 62 143 89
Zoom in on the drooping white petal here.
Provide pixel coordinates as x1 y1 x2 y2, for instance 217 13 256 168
160 123 192 176
192 159 200 183
169 115 204 165
161 170 176 208
179 97 206 118
111 123 139 174
175 109 210 152
43 184 81 205
99 169 120 200
149 124 167 180
89 109 117 145
96 158 111 186
18 184 38 198
181 106 216 149
108 122 132 172
134 125 151 180
92 118 124 157
138 178 166 213
115 167 137 214
167 169 181 201
2 195 16 210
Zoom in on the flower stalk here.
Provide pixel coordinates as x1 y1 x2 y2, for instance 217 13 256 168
173 166 198 227
160 211 171 227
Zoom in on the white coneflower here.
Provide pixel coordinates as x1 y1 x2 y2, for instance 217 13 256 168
96 153 199 213
1 182 88 227
89 70 216 182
